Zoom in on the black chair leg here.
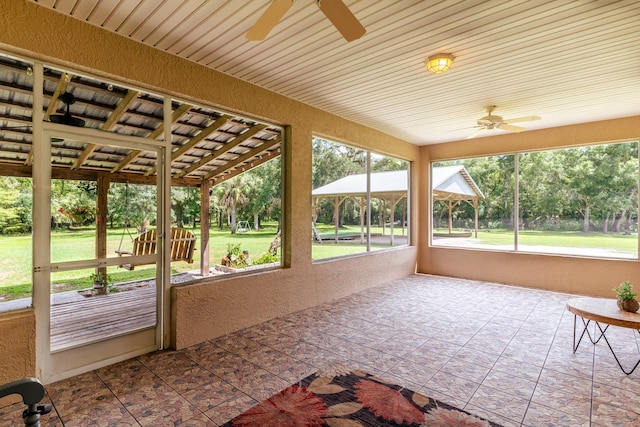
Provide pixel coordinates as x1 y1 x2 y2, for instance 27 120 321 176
0 378 51 426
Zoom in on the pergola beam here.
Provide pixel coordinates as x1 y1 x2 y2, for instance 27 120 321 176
112 102 192 174
211 148 278 185
176 124 267 178
72 89 140 170
204 136 280 180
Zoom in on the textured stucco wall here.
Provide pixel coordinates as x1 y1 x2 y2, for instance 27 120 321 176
172 247 417 349
0 310 36 406
0 0 420 371
419 116 640 297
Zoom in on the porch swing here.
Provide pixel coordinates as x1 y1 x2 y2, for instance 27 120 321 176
115 183 197 271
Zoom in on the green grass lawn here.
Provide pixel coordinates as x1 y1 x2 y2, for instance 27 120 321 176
0 223 282 300
434 228 637 253
312 223 408 260
0 222 408 299
2 223 635 301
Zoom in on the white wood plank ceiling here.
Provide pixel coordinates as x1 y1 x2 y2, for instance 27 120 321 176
29 0 640 145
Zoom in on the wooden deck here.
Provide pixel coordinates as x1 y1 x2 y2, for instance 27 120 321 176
50 286 157 353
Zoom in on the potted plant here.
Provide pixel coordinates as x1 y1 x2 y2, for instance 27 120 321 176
90 272 111 296
223 244 249 268
613 281 640 313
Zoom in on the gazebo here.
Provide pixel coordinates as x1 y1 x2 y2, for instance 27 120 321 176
432 165 485 237
312 166 484 242
312 170 408 245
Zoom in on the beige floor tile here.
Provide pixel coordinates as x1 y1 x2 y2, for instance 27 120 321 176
467 384 529 423
35 275 640 427
531 383 591 419
522 401 590 427
592 400 640 426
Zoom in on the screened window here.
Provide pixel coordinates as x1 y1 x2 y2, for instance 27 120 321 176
312 138 409 261
431 141 638 259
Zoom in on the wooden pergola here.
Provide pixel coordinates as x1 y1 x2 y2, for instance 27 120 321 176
432 165 485 237
0 55 282 277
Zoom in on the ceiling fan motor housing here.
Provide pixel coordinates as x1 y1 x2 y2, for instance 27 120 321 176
477 114 503 128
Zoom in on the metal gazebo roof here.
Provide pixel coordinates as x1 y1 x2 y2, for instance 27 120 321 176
312 167 484 200
312 170 407 198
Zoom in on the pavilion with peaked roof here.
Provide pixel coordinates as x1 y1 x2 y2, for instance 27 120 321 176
312 166 484 243
312 170 408 245
432 165 485 237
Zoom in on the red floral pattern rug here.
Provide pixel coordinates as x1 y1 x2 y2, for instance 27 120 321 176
222 365 503 426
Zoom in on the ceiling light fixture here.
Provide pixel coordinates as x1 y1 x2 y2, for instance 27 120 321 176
426 53 455 74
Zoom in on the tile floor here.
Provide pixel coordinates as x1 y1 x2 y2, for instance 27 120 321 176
2 274 640 426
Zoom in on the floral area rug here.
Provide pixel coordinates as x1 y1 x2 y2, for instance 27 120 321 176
222 365 502 426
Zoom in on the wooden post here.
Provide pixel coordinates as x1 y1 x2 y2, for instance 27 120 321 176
474 197 479 238
96 174 110 277
389 195 395 246
200 179 211 276
333 196 339 243
359 196 365 244
447 199 453 234
402 200 406 236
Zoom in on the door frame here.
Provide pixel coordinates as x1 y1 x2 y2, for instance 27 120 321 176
33 121 171 383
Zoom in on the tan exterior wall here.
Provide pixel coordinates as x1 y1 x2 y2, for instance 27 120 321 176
419 116 640 297
0 310 36 405
0 0 419 378
171 247 417 349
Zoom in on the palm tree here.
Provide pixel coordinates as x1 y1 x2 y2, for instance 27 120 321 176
221 178 248 233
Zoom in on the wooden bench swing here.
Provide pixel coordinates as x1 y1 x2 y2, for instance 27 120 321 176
116 227 197 271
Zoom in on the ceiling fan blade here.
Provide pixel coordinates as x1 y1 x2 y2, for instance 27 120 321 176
503 115 541 124
246 0 294 41
446 126 480 133
466 128 487 139
317 0 366 42
498 123 527 133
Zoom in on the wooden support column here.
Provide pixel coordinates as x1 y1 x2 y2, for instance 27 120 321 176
389 195 395 246
387 194 406 246
402 201 406 236
96 174 110 277
359 196 366 244
474 197 479 238
331 197 347 243
200 179 211 276
333 196 340 243
381 200 386 235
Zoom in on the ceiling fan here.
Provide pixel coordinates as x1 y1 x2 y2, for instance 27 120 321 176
466 106 540 139
247 0 366 42
50 92 85 127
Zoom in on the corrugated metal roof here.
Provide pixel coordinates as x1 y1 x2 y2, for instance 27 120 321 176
312 170 408 197
432 165 484 199
312 167 483 198
0 54 282 185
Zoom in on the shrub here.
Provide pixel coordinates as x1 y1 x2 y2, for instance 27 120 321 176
252 251 279 265
225 243 249 269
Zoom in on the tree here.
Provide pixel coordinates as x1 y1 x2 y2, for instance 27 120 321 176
519 151 571 229
108 182 157 232
51 179 97 227
220 177 248 233
371 156 406 172
241 157 281 230
0 177 21 233
460 155 515 229
312 138 366 226
171 187 199 228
